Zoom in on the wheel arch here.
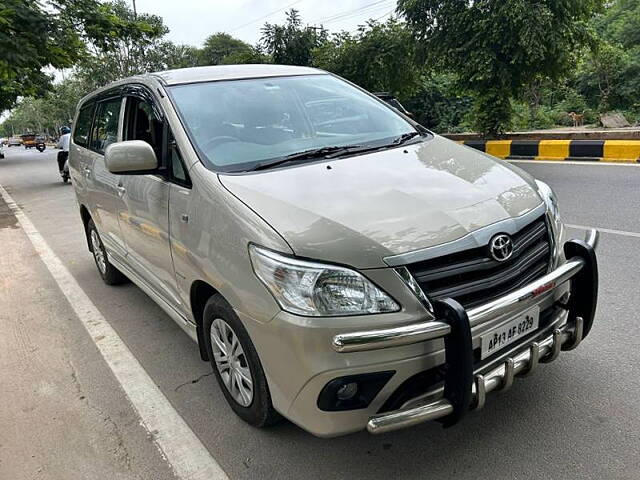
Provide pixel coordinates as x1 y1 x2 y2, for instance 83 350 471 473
79 204 93 252
190 280 221 361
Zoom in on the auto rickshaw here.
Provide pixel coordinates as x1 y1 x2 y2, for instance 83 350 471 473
21 134 36 149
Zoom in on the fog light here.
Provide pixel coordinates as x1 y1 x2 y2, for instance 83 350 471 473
317 371 395 411
336 382 358 401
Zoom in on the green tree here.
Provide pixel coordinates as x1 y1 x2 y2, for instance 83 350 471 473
0 0 102 111
313 19 423 98
595 0 640 50
398 0 604 136
199 33 253 65
0 75 91 137
405 75 473 133
76 0 169 90
261 10 328 66
220 47 269 65
146 42 202 70
576 41 640 112
576 0 640 116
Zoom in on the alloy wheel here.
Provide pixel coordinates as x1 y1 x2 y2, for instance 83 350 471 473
90 229 107 275
210 318 254 407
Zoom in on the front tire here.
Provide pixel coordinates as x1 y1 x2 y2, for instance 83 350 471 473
203 294 281 428
87 219 127 285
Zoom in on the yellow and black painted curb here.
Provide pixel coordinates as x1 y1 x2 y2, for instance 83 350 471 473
460 139 640 163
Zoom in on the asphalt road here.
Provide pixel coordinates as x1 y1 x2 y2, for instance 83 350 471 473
1 147 639 480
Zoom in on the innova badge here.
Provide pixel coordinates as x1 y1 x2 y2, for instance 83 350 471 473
489 234 513 262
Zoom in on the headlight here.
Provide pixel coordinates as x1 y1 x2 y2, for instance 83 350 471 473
535 180 560 222
249 245 400 317
536 180 563 265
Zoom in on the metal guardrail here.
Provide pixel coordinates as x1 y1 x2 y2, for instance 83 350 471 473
332 229 599 434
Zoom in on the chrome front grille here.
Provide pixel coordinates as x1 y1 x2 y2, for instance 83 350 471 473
407 216 552 309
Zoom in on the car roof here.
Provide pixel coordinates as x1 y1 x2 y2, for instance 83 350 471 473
76 65 328 110
150 64 325 86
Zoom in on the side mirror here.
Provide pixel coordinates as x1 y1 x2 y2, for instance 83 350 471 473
104 140 158 174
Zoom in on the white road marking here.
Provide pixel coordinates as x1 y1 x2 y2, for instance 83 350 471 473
0 184 228 480
566 223 640 239
509 159 640 167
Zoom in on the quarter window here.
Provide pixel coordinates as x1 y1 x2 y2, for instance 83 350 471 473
91 98 122 154
73 103 95 147
169 132 190 187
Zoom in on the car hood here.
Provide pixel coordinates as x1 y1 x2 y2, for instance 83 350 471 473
220 135 543 269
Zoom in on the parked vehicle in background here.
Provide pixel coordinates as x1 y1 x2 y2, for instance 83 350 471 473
8 137 21 147
21 134 36 149
70 65 599 438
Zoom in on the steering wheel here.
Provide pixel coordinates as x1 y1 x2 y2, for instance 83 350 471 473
201 136 238 151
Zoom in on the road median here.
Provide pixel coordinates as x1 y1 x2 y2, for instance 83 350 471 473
460 139 640 163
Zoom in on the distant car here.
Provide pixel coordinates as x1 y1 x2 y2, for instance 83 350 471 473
8 137 21 147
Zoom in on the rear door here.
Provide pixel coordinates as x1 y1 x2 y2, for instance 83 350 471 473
116 91 182 310
69 101 95 197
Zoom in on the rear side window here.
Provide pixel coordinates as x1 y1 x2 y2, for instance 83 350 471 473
73 103 95 147
91 98 122 154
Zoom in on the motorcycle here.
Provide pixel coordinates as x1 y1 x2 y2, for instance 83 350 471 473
58 151 70 183
36 141 46 152
61 157 70 183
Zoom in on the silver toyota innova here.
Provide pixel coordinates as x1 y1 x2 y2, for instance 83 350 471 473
70 65 599 437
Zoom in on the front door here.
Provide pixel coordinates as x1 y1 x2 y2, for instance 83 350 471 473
116 94 182 309
88 96 128 261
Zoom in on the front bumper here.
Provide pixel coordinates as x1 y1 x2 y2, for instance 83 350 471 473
332 230 599 434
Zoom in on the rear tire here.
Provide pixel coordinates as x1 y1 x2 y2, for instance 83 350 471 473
203 294 281 428
87 219 127 285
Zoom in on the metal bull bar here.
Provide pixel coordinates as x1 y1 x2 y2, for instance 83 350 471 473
332 230 599 435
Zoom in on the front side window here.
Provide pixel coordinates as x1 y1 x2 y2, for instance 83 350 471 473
91 98 122 154
123 96 163 159
73 103 95 147
168 74 417 172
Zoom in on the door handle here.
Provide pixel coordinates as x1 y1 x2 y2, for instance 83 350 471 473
117 185 126 197
180 214 189 223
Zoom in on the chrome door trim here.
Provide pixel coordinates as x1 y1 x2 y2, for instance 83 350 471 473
383 202 546 267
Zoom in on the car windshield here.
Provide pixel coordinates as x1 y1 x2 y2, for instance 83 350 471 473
168 74 417 172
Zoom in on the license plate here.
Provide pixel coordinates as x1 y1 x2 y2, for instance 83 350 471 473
481 306 540 360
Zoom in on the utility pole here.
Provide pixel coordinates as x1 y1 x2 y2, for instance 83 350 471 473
132 0 137 18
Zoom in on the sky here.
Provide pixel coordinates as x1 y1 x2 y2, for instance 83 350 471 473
134 0 397 47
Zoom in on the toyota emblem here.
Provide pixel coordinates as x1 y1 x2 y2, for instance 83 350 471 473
489 234 513 262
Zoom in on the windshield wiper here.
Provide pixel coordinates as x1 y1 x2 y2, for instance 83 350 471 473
248 132 424 172
390 131 422 146
249 145 364 171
